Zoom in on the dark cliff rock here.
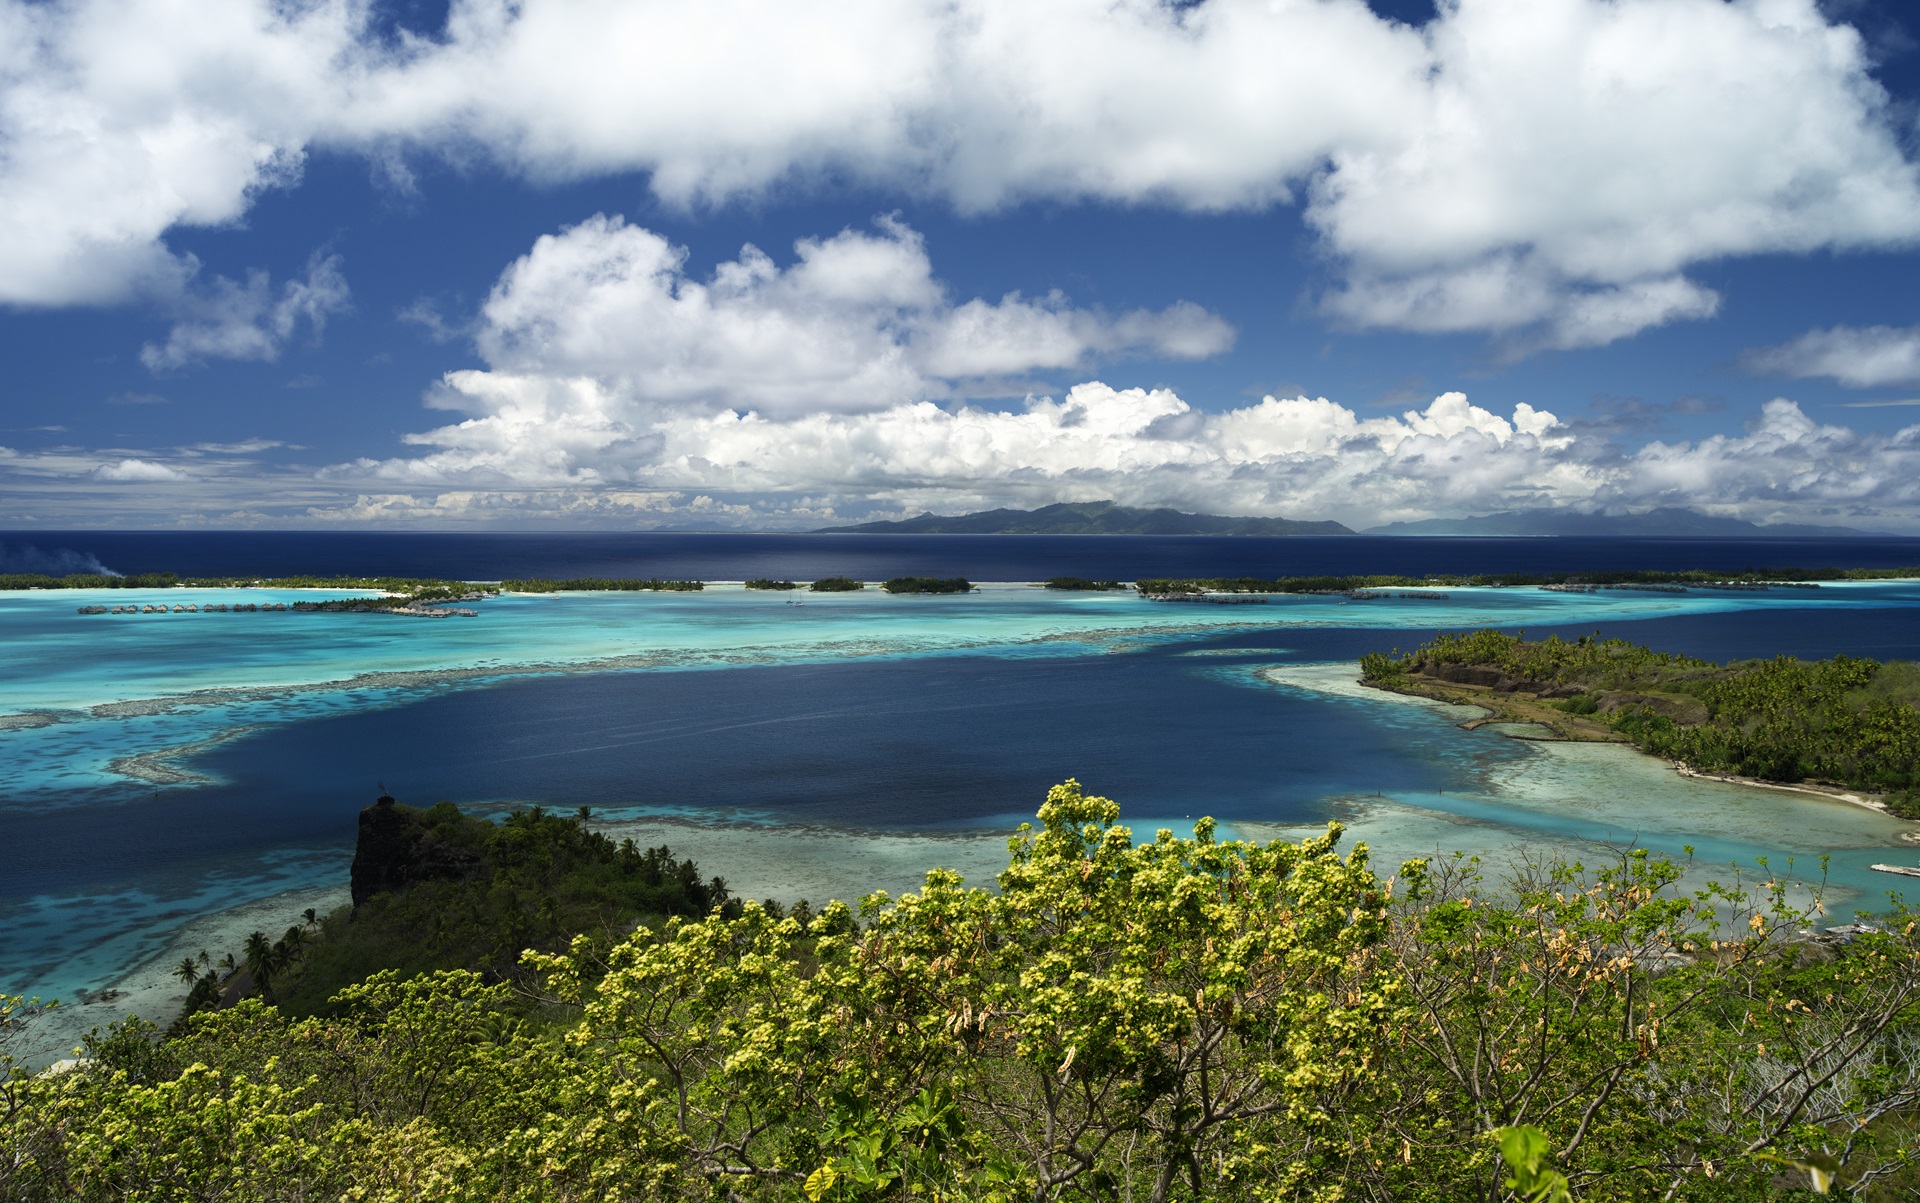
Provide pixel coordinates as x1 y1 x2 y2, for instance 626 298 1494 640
349 795 485 908
1420 662 1507 689
1596 693 1710 725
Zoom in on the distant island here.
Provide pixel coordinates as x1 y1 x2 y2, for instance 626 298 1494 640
1363 506 1881 538
817 500 1353 536
813 500 1889 538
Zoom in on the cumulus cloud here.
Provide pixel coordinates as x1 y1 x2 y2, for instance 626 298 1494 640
140 253 350 371
1742 322 1920 387
1617 398 1920 517
458 214 1232 414
1313 0 1920 346
287 210 1920 531
301 489 754 528
331 366 1589 527
0 0 358 307
2 0 1916 351
320 382 1920 531
91 457 191 481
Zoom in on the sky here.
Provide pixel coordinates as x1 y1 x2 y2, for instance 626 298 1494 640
4 0 1920 533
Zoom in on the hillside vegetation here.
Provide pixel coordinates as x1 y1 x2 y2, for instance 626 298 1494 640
268 802 739 1018
1362 631 1920 814
7 782 1920 1201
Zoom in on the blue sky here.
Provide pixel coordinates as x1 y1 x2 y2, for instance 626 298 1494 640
4 0 1920 531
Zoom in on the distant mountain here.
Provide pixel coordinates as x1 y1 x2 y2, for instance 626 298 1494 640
1364 507 1881 538
819 500 1354 536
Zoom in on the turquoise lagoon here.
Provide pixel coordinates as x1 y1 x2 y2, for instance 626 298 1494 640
4 580 1920 1055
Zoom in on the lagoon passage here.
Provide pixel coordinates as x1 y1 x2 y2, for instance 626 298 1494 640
4 576 1920 1053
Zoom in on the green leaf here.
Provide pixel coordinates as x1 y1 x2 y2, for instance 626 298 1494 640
803 1163 840 1201
1493 1126 1574 1203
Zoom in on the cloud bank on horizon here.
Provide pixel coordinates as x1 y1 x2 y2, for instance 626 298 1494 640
4 0 1920 530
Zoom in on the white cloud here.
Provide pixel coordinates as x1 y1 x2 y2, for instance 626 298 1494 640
329 360 1920 531
1615 398 1920 517
3 0 1916 352
190 439 286 454
0 0 360 307
332 368 1592 528
15 377 1920 531
140 253 350 371
91 457 190 481
301 489 749 527
1743 322 1920 387
294 213 1920 531
458 214 1232 415
1312 0 1920 346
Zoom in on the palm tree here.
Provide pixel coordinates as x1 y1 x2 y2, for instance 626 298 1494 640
173 956 201 985
302 908 317 927
243 930 275 994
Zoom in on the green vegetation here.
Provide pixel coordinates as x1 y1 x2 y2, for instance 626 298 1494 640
1 572 185 590
262 802 737 1019
745 579 801 590
8 781 1920 1200
809 576 864 591
1042 577 1126 591
501 578 704 592
1137 565 1920 594
1365 630 1920 813
879 577 972 594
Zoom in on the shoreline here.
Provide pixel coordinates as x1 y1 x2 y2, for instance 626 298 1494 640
1259 667 1920 921
13 882 349 1071
1356 670 1912 822
1259 662 1918 854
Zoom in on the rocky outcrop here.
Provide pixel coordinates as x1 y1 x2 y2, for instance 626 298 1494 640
1416 663 1558 694
1420 663 1507 689
349 795 485 908
1596 693 1709 724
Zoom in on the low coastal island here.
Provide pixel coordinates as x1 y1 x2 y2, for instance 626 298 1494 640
1360 629 1920 819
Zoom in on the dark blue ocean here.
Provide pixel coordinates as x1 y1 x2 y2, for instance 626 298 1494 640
11 529 1920 582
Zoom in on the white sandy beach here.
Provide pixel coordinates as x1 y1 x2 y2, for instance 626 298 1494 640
16 883 348 1070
